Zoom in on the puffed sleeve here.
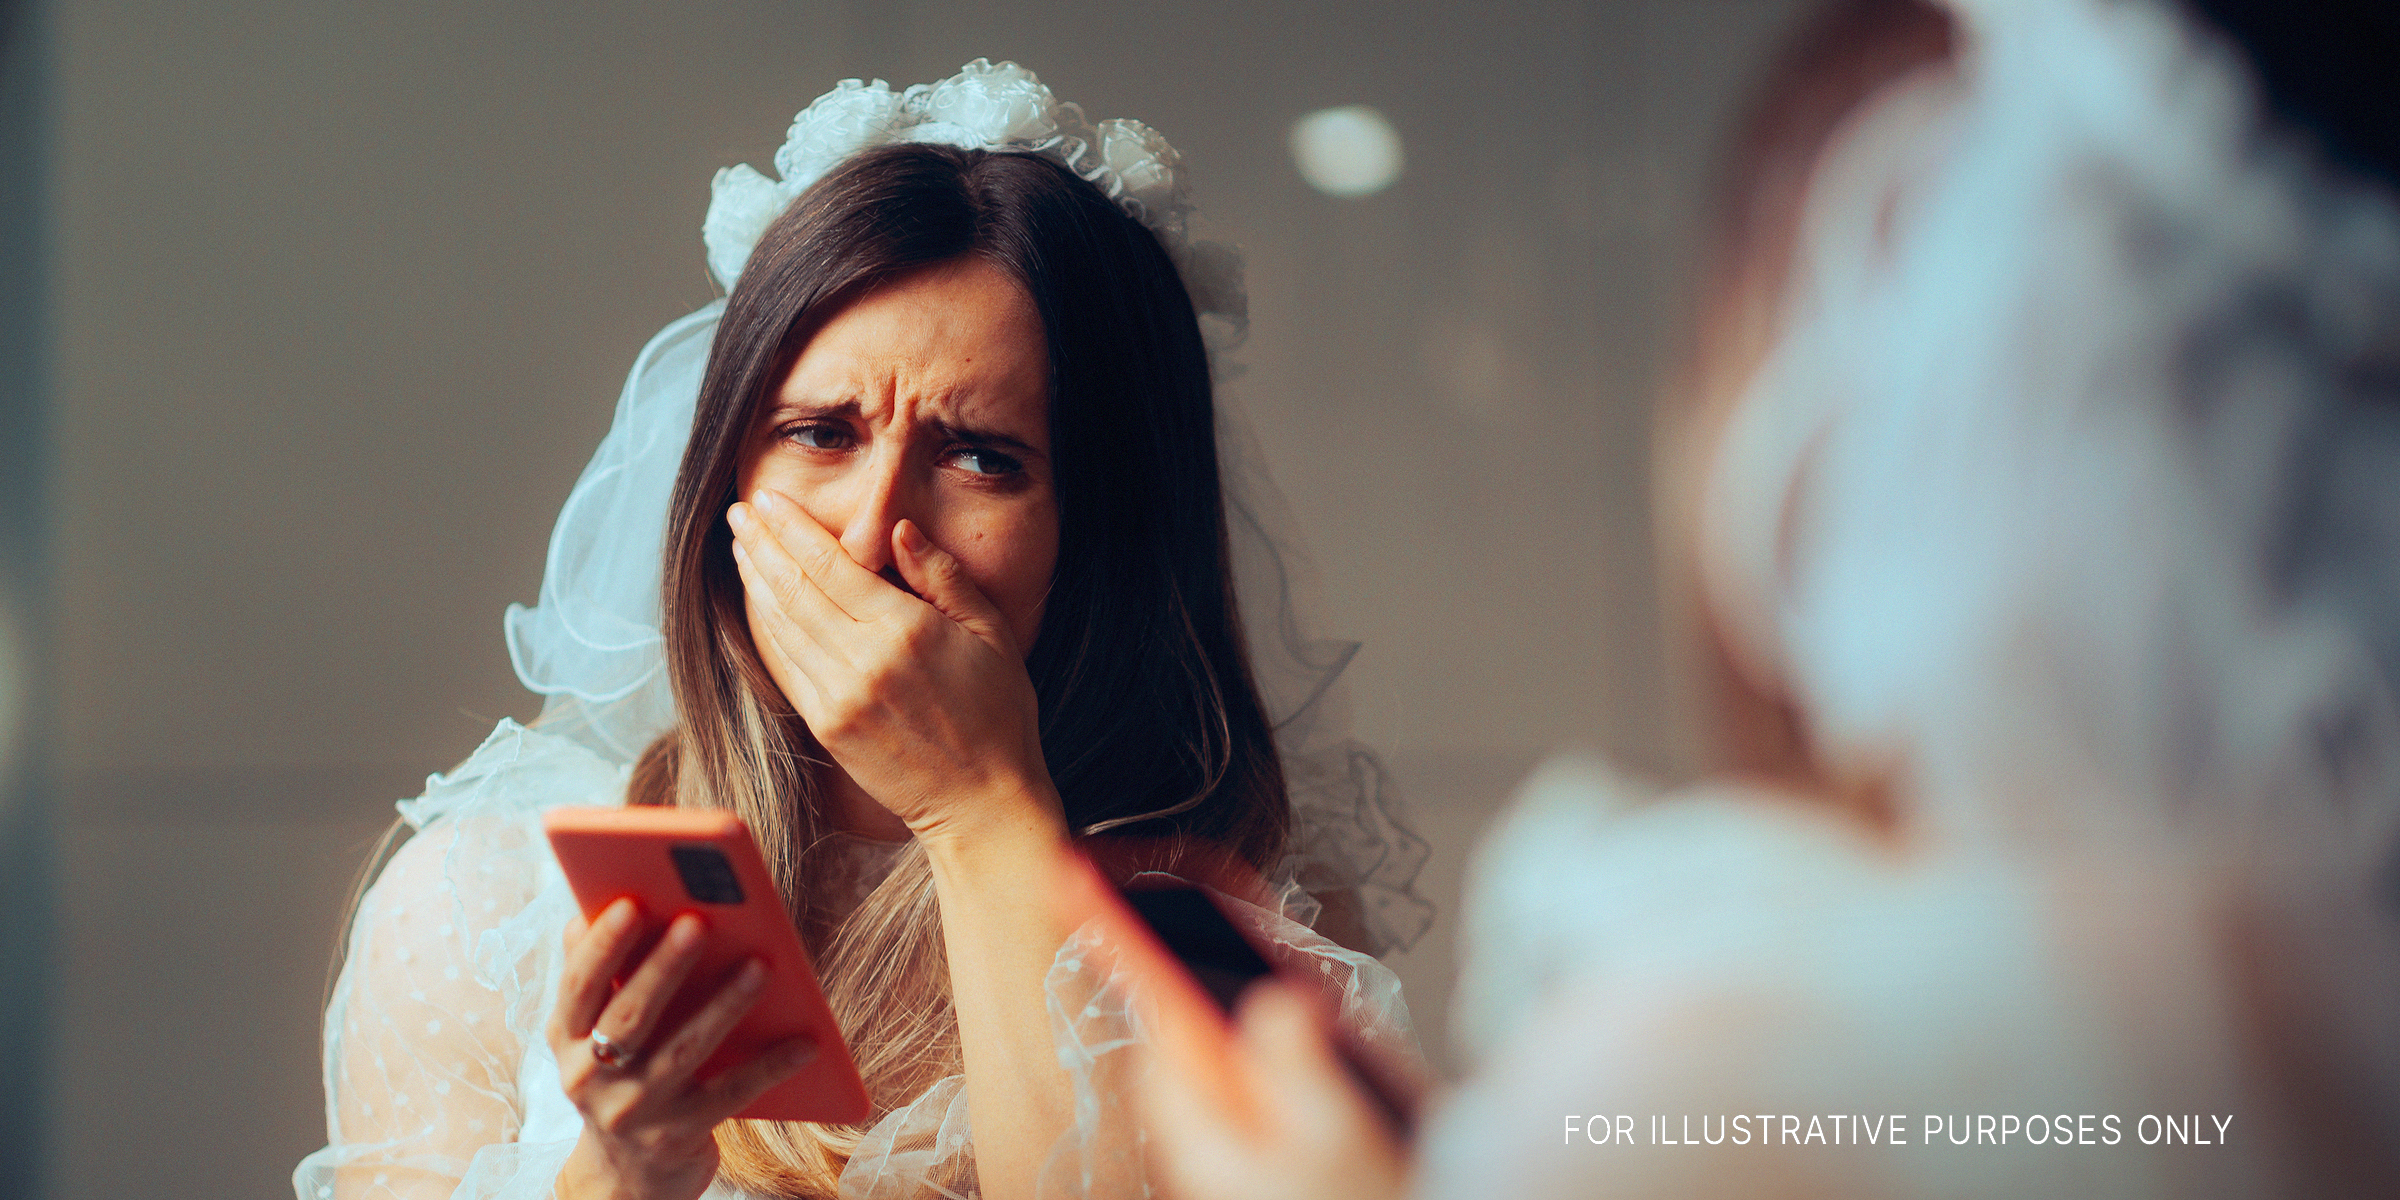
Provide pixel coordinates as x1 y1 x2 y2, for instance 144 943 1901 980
294 720 631 1200
294 813 568 1200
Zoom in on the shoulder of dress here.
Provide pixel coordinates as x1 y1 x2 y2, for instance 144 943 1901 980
397 717 634 831
357 728 596 978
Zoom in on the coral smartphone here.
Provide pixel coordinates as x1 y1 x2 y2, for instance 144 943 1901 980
542 805 870 1124
1054 850 1420 1140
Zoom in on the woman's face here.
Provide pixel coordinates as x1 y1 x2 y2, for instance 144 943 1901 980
735 256 1059 658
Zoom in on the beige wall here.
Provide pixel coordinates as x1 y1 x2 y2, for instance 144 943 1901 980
44 1 1806 1195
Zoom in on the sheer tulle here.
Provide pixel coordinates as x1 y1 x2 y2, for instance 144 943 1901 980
295 720 1417 1200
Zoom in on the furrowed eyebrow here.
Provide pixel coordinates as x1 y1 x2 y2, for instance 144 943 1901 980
929 418 1044 460
768 399 861 420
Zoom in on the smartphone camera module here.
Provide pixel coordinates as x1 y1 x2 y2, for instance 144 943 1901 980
670 844 745 905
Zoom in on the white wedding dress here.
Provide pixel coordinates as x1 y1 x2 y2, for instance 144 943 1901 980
294 719 1419 1200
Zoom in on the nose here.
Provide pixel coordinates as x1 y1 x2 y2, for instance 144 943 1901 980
829 444 912 577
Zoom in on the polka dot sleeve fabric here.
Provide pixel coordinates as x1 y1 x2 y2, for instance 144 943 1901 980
294 720 626 1200
295 816 560 1200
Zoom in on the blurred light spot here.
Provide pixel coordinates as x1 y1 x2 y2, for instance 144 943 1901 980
1290 106 1403 197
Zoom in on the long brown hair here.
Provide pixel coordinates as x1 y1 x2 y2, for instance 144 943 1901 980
636 143 1288 1195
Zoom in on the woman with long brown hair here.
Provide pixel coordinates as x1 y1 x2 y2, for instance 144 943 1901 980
296 62 1425 1200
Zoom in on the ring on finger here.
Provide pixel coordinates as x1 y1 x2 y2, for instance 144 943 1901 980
590 1029 639 1070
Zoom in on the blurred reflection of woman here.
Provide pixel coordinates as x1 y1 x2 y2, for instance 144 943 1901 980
295 62 1428 1200
1141 2 2400 1197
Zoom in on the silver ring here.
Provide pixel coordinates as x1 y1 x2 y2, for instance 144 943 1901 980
589 1029 636 1070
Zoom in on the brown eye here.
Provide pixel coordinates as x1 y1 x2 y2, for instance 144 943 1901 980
783 423 854 451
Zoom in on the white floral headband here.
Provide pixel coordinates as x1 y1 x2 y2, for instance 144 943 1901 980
701 59 1224 312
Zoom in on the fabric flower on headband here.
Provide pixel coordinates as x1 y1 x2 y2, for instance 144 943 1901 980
702 59 1206 301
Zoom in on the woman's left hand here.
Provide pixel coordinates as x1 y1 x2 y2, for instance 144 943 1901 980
727 487 1058 842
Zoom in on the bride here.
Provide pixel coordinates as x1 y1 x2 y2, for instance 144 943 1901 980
295 62 1425 1200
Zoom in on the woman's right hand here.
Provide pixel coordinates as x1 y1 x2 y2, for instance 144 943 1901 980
545 898 819 1200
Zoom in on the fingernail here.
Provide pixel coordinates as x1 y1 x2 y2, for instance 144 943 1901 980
728 503 752 532
897 521 927 554
737 959 767 990
752 488 778 513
